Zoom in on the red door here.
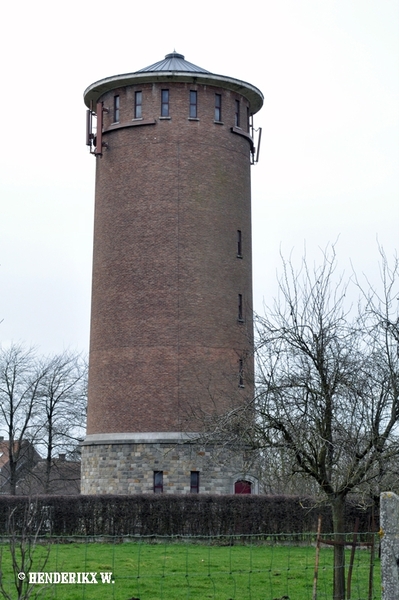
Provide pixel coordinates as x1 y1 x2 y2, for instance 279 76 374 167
234 480 252 494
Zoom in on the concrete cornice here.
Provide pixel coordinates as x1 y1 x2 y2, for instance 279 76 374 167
81 432 200 446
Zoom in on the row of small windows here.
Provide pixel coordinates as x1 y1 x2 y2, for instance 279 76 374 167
112 91 249 126
154 471 199 493
153 472 253 494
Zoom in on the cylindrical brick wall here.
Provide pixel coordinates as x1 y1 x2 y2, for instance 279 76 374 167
88 82 254 435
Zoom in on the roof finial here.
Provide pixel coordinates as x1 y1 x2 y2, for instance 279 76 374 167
136 52 210 74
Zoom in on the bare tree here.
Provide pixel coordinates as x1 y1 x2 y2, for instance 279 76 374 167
0 501 50 599
0 346 87 495
253 246 399 599
257 446 320 495
353 248 399 501
0 346 45 495
35 352 87 494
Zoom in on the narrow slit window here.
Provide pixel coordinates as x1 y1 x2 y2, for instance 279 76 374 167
215 94 222 121
239 358 244 387
161 89 169 117
135 91 142 119
238 294 244 322
235 99 240 127
113 95 120 123
237 230 242 257
189 91 197 118
154 471 163 493
247 107 250 132
190 471 200 493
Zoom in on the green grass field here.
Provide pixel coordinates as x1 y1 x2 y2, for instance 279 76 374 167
0 538 380 599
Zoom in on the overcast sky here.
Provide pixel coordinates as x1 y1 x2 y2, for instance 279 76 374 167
0 0 398 356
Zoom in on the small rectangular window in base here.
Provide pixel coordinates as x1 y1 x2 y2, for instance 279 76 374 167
154 471 163 493
190 471 200 493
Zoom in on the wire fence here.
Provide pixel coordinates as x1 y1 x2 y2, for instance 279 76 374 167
0 532 380 600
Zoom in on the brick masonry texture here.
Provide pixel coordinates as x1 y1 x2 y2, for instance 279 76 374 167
83 75 259 494
87 81 254 435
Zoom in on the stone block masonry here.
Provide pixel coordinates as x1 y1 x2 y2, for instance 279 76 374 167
81 435 252 495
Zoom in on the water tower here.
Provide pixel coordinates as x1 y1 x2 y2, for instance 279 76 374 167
81 52 263 494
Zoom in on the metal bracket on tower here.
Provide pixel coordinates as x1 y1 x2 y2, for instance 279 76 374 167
250 115 262 165
86 102 109 157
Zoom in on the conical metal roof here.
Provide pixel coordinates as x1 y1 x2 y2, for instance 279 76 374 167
136 52 210 74
84 52 263 114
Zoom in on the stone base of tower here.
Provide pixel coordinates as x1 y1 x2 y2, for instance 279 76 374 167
81 433 258 495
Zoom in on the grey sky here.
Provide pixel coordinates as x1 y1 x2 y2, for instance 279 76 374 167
0 0 398 354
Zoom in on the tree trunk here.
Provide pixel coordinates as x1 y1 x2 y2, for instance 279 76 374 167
331 494 346 599
9 455 17 495
45 427 53 494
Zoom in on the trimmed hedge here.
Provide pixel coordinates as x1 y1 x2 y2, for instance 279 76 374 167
0 495 377 537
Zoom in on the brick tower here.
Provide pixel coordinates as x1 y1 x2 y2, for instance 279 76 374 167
81 52 263 494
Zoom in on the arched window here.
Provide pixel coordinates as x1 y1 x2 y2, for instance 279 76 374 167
234 479 252 494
